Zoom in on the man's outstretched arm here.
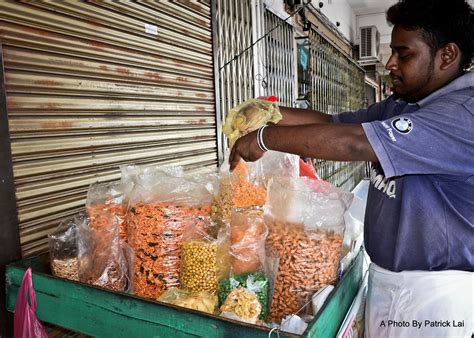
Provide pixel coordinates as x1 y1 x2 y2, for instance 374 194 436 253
229 123 377 170
277 106 334 125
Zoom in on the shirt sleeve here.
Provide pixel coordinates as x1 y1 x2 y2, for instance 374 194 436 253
333 99 391 124
362 97 474 178
333 107 369 123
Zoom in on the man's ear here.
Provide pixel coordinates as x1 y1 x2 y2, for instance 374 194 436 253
438 43 460 70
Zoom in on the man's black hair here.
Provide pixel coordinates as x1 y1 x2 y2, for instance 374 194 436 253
386 0 473 72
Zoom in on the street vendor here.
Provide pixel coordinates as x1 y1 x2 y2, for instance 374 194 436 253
228 0 474 336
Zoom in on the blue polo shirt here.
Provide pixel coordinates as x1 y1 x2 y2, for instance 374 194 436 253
334 72 474 272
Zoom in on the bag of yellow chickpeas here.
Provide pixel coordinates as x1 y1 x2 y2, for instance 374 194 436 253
180 221 230 295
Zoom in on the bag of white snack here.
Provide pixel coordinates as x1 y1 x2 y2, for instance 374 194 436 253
219 288 262 324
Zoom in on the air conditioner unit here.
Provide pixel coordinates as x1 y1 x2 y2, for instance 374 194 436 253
359 26 380 65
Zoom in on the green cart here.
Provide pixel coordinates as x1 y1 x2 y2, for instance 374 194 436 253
6 249 363 337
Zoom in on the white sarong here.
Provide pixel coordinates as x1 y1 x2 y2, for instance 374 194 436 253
365 263 473 338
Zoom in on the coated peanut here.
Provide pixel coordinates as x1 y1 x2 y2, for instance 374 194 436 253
266 220 342 323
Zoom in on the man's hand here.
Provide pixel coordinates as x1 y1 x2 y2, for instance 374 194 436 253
229 130 265 171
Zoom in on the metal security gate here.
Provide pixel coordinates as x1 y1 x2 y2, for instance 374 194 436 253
216 0 254 154
216 0 297 153
217 0 254 119
308 29 366 190
0 1 218 256
263 9 295 107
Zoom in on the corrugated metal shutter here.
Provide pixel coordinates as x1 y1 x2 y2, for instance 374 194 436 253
0 1 218 256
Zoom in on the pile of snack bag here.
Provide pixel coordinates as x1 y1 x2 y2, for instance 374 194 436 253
48 98 360 332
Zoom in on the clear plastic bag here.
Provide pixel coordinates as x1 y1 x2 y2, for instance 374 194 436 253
264 177 349 323
212 159 266 222
48 217 79 281
265 219 343 323
76 212 131 292
158 288 218 314
180 222 230 295
230 210 267 274
260 151 300 180
219 288 262 324
127 166 216 299
218 272 269 320
86 180 128 242
226 159 266 210
265 176 353 231
223 98 282 147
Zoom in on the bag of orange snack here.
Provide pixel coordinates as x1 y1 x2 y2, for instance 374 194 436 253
127 166 217 299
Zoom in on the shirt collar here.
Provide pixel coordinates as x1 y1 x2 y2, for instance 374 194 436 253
417 72 474 107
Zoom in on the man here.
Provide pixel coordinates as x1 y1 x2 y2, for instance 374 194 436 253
229 0 473 336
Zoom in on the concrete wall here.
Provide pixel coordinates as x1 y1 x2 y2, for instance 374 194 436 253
316 0 357 42
312 1 395 68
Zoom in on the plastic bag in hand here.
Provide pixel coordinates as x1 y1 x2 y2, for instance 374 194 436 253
14 268 49 338
223 98 282 147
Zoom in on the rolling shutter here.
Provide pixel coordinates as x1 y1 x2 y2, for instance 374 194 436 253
0 0 218 256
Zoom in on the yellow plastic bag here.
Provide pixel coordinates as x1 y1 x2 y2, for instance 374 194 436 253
223 98 282 147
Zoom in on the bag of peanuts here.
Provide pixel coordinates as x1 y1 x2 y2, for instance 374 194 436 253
86 181 128 242
264 177 350 324
127 166 217 299
76 211 132 292
212 159 266 223
48 218 80 281
180 221 230 295
230 209 268 274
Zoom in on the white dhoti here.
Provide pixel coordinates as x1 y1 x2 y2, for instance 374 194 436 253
365 263 474 338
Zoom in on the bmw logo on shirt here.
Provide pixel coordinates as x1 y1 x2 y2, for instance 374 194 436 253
391 117 413 134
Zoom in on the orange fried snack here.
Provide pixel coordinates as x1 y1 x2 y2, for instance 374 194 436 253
86 203 127 291
128 202 211 299
88 202 128 242
230 210 266 274
212 162 266 222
